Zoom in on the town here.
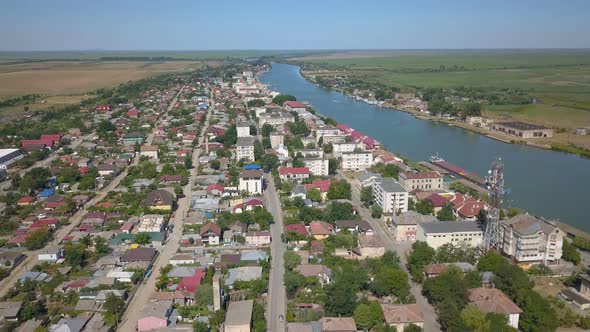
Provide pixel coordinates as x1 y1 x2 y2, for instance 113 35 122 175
1 60 590 332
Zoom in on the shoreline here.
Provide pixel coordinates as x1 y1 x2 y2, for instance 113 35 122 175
263 62 590 239
297 67 590 159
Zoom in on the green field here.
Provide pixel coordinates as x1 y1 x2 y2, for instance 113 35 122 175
295 50 590 133
0 50 328 61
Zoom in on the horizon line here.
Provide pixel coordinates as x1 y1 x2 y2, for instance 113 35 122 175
1 47 590 53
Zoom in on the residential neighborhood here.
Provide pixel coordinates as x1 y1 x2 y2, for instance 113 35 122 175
0 60 588 332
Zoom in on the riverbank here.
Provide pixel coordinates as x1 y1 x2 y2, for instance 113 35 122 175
298 67 590 158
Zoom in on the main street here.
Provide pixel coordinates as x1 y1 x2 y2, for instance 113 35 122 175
339 171 442 332
264 175 287 332
119 88 211 332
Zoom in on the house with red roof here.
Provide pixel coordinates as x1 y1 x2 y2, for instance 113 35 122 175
336 123 353 133
176 149 191 158
127 109 140 118
206 183 224 196
450 193 489 221
279 167 310 182
362 136 379 150
425 193 449 213
177 268 206 293
284 101 307 112
160 175 183 184
17 196 36 206
31 218 60 230
200 223 221 246
309 221 334 240
285 224 308 237
349 130 365 141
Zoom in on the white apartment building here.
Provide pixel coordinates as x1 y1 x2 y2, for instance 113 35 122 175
236 136 256 162
341 151 373 171
416 222 483 250
315 126 341 143
322 134 348 144
238 170 263 195
258 112 295 128
500 214 564 265
303 158 329 176
139 145 159 159
237 122 251 137
399 171 444 191
373 178 408 214
294 149 324 158
332 142 361 158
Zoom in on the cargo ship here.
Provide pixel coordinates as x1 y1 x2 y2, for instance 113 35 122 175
429 154 485 185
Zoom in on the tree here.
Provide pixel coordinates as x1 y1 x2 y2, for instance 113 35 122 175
272 94 296 105
562 240 581 265
261 123 274 137
461 306 490 332
102 293 124 327
328 158 339 175
20 300 46 321
327 180 351 200
134 232 151 245
360 187 374 207
210 159 221 170
254 139 264 161
325 281 358 316
79 175 96 190
307 187 322 202
193 321 210 332
438 299 468 332
324 202 354 222
184 155 193 169
284 271 306 297
404 324 424 332
284 251 301 271
518 290 558 332
371 204 383 218
323 142 333 154
65 245 88 267
354 301 384 330
414 200 434 215
477 251 504 271
437 204 456 221
24 230 51 250
247 99 266 107
407 241 436 282
370 266 411 300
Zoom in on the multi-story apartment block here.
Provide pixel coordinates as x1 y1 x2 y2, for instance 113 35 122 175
303 158 329 176
399 171 443 191
500 214 563 265
373 178 408 214
341 151 373 171
236 136 256 162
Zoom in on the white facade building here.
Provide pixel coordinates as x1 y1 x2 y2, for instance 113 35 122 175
373 178 408 214
417 222 484 250
500 214 564 265
399 171 444 191
238 170 263 195
341 151 373 171
332 142 361 158
236 137 256 162
236 122 251 137
269 132 284 149
303 158 330 176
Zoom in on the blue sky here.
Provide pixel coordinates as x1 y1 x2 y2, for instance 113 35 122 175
1 0 589 51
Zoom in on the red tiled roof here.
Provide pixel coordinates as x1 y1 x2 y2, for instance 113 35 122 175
200 222 221 236
206 183 224 193
309 221 333 236
18 196 36 204
426 193 448 207
177 268 206 293
285 224 308 236
279 167 310 175
284 101 307 108
403 171 441 180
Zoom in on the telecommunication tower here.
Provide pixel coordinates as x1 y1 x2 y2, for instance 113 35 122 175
483 158 505 251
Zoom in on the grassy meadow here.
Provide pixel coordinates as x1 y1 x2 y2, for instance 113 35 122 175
295 50 590 135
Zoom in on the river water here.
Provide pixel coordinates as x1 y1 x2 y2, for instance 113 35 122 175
260 62 590 232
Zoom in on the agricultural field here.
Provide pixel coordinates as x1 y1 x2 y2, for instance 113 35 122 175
0 60 213 97
293 50 590 142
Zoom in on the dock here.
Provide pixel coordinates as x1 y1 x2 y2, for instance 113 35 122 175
432 160 485 185
455 179 490 196
419 161 449 174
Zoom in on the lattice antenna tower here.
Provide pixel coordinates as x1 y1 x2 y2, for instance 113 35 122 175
483 158 504 251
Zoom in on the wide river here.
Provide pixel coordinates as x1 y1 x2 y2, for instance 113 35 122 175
260 62 590 232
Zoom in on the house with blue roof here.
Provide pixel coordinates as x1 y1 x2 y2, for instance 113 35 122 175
38 188 55 198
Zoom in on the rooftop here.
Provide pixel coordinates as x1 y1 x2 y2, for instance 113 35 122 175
376 178 406 193
421 221 483 234
225 300 253 327
468 288 523 315
497 121 547 131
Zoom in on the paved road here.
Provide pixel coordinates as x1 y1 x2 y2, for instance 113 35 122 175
264 175 287 332
0 144 137 298
118 87 211 332
339 172 442 332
